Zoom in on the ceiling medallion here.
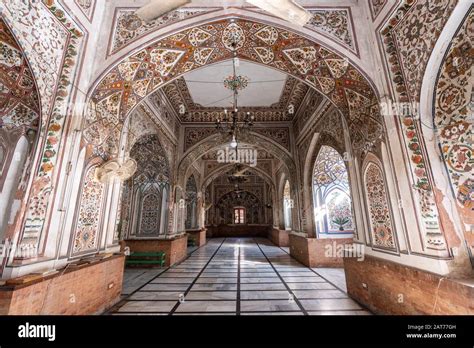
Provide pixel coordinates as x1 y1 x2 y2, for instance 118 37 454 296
223 75 249 91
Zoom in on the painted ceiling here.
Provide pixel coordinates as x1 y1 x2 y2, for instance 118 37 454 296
183 60 287 108
156 72 309 123
0 18 40 130
86 18 383 154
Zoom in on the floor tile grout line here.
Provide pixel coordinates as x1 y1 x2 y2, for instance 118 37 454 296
108 239 224 314
275 241 349 295
169 238 227 315
124 297 351 302
274 240 372 314
253 238 307 316
236 240 241 316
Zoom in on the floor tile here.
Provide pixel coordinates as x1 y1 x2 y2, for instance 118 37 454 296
115 238 368 316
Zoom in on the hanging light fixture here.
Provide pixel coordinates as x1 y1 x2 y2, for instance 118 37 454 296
215 34 254 148
246 0 312 27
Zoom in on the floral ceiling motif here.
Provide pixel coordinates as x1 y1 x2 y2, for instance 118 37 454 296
74 0 96 21
87 19 382 155
0 19 40 129
382 0 458 102
306 9 357 54
435 8 473 221
0 1 70 118
108 8 217 55
369 0 388 20
159 76 310 123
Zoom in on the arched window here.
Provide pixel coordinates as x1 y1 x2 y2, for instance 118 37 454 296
312 145 354 238
234 207 245 224
283 180 292 230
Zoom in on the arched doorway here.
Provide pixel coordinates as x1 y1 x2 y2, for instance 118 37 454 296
312 145 354 238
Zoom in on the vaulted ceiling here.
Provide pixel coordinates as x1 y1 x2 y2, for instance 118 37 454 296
153 60 311 123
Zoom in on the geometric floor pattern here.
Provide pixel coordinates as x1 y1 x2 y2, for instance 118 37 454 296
110 238 371 316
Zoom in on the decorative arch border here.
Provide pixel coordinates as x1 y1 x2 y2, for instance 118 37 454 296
177 132 297 188
106 7 360 59
84 17 383 156
201 162 275 193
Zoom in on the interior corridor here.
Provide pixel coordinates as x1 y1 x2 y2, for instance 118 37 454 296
110 238 370 316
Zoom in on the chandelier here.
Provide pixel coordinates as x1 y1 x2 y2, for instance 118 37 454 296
215 35 254 149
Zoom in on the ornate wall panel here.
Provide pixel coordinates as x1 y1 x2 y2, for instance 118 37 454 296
139 191 162 235
185 175 198 229
364 162 396 250
72 161 105 256
434 9 473 225
379 0 459 253
9 1 84 248
123 133 171 237
382 0 457 102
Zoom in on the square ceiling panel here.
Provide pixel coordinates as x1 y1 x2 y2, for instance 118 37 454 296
184 60 287 108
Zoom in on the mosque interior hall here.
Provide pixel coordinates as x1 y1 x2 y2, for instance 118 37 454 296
0 0 472 316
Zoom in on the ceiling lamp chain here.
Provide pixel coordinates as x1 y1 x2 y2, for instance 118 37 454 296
215 35 255 149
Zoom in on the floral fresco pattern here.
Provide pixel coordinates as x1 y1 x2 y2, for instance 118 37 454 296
307 9 357 54
364 162 396 250
74 0 96 20
109 8 215 55
73 162 105 255
380 0 458 253
435 9 473 222
0 19 40 129
1 1 85 249
369 0 388 20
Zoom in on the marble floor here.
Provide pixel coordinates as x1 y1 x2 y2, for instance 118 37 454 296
110 238 371 316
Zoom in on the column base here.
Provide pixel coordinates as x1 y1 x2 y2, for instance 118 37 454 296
187 229 207 247
0 254 125 315
269 228 290 247
124 235 188 267
289 234 353 268
344 254 474 315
